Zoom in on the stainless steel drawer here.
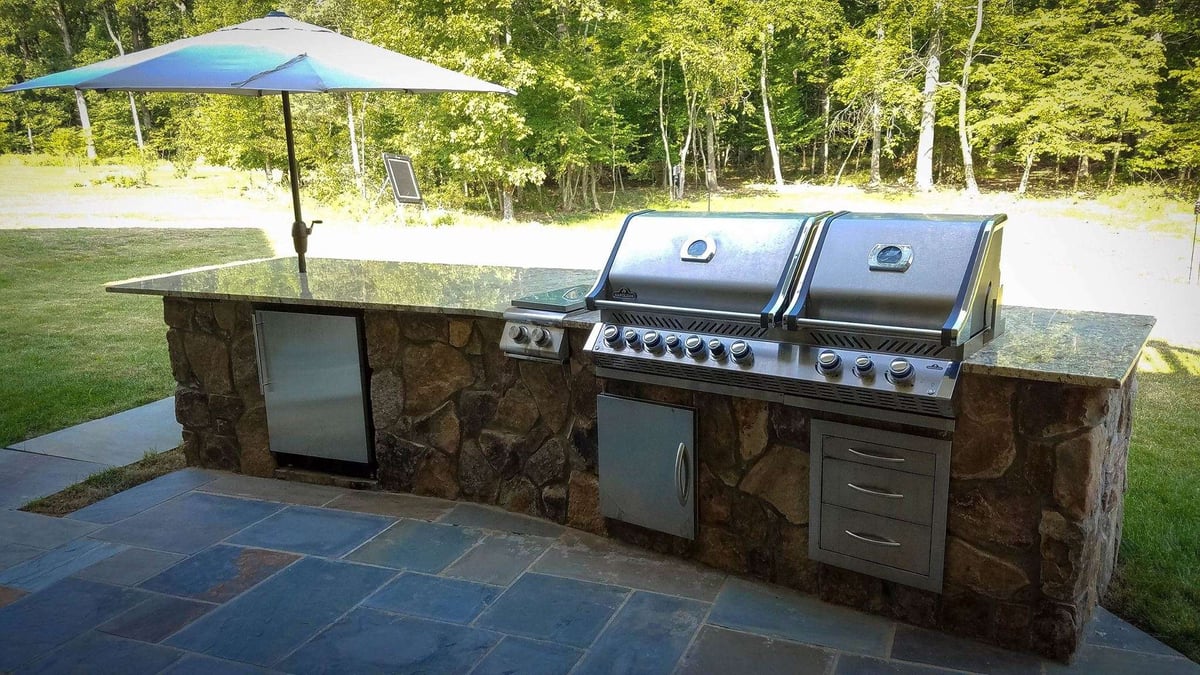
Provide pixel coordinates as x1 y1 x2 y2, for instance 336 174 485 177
822 435 938 476
822 459 935 525
819 504 932 576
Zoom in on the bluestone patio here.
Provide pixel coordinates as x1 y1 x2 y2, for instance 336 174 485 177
0 469 1195 674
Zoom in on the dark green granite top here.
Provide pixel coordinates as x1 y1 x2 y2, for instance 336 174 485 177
108 257 1154 387
961 306 1154 387
106 257 601 328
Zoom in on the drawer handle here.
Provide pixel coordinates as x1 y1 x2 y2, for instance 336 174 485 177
847 483 903 499
844 530 902 547
847 447 904 463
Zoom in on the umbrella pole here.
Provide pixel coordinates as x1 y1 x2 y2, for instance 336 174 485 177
282 91 311 274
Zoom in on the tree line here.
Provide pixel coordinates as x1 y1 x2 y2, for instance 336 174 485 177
2 0 1197 216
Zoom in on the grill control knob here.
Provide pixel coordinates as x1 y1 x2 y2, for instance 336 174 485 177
623 328 641 349
665 334 682 354
531 327 552 347
888 358 915 385
643 331 663 352
602 325 623 348
854 355 875 377
685 335 706 358
730 340 753 364
508 324 529 343
816 350 842 376
708 339 727 359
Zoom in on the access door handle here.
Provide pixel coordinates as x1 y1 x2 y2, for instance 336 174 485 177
845 530 901 547
847 483 903 499
675 443 690 507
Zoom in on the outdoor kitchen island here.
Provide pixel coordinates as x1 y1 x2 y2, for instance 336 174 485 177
108 255 1155 663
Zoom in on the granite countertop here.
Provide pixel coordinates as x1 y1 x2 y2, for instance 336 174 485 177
107 257 601 328
960 305 1154 388
109 257 1154 388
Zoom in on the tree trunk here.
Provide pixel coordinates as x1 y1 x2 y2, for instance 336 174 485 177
869 97 882 188
915 20 942 192
761 30 783 187
821 56 831 178
103 9 143 151
1018 146 1035 194
658 60 674 195
1107 146 1120 190
27 126 34 153
345 95 364 198
501 185 514 220
958 0 984 194
704 110 718 191
676 90 698 199
53 0 95 159
1074 153 1089 190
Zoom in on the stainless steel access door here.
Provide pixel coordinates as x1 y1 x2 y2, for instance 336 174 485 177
597 394 696 539
254 310 371 464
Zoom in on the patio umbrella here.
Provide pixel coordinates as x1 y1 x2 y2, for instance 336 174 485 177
2 10 514 273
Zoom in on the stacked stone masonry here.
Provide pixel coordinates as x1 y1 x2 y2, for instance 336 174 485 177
164 297 1134 662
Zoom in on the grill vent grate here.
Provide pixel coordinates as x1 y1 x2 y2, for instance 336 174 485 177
594 353 949 417
606 311 767 339
807 331 950 359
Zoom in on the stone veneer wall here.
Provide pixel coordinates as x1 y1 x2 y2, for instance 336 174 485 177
164 297 1134 662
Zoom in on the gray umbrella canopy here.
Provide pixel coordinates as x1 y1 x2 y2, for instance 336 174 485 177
2 11 514 272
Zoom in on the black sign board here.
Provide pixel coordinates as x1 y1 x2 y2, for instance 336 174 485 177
382 153 422 205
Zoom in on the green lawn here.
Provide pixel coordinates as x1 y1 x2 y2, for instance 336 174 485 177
1108 341 1200 661
0 228 272 446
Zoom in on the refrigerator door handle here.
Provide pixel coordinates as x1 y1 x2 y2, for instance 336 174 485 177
253 313 270 393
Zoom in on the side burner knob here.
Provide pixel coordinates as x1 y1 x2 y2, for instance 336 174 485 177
888 358 915 384
685 335 706 357
730 341 753 364
508 324 529 343
602 325 623 348
623 328 641 349
708 339 727 359
854 355 875 377
665 334 682 354
816 350 842 376
531 327 552 347
643 331 663 352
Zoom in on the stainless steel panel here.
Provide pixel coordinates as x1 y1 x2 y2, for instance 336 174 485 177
802 213 992 330
604 212 822 315
256 310 370 464
585 323 958 419
819 504 932 576
822 459 935 525
597 394 695 540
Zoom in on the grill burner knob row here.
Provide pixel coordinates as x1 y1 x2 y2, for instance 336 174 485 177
643 330 663 352
602 325 623 348
685 335 706 357
816 350 843 376
730 340 753 364
708 339 726 359
854 355 875 377
623 328 641 349
531 327 552 347
888 358 916 385
665 334 683 354
509 324 529 343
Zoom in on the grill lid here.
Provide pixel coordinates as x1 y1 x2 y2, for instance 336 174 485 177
785 212 1005 346
586 210 828 325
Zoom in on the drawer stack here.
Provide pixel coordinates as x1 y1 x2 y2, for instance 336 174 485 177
809 420 951 592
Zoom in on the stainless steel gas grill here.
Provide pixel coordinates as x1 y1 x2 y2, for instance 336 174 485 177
584 209 1006 588
584 210 1006 423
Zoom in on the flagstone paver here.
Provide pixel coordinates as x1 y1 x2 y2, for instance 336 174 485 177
0 468 1193 674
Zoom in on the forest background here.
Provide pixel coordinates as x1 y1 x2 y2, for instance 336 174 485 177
1 0 1198 215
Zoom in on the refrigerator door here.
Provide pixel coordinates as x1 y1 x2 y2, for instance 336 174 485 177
255 310 371 464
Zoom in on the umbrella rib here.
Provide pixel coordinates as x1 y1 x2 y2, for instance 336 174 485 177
230 53 311 89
